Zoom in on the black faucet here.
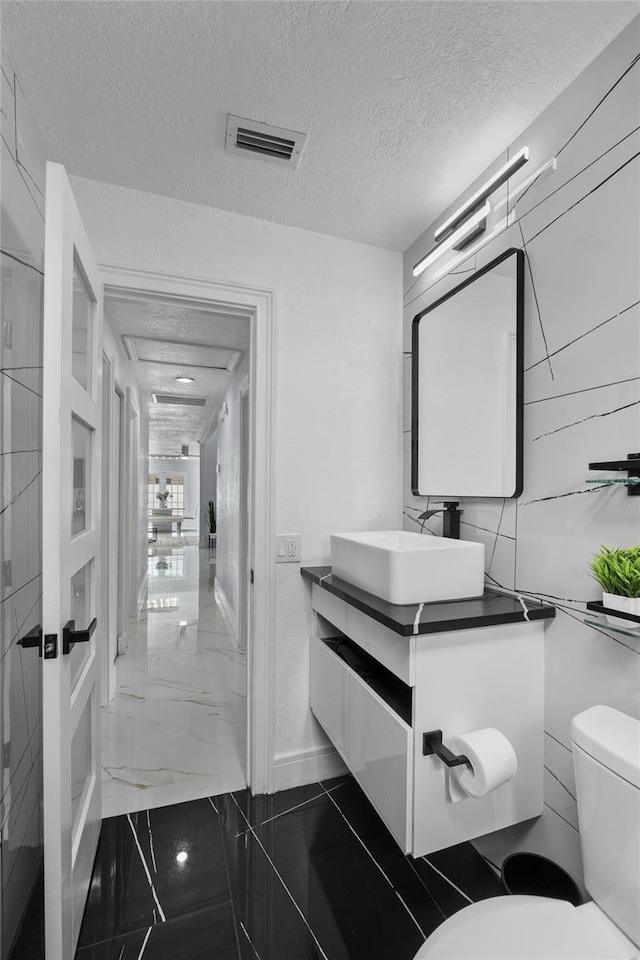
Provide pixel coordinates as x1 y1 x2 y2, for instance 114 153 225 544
417 501 462 539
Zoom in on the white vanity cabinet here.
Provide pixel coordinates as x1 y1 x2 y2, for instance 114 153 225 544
305 570 554 858
311 633 414 851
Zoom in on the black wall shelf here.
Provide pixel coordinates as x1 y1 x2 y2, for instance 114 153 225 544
586 600 640 624
587 452 640 496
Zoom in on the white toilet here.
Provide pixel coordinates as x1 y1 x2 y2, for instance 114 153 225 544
415 705 640 959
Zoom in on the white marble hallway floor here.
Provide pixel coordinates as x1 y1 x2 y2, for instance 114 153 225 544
101 542 247 818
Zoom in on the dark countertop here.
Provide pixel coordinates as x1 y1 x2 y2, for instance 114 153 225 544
301 566 555 638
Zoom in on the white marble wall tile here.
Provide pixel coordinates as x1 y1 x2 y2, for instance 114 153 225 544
404 23 640 889
544 729 577 798
12 73 45 219
543 765 579 832
0 42 44 956
1 64 16 160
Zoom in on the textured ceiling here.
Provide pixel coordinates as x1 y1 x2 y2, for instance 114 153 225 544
3 1 638 250
104 296 250 456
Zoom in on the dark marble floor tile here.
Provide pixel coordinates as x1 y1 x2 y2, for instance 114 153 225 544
78 797 230 947
427 842 505 902
75 903 239 960
326 778 499 912
227 785 427 959
410 857 471 917
325 778 448 934
217 795 338 959
75 781 509 960
8 868 44 960
235 848 341 960
231 781 330 832
319 773 353 791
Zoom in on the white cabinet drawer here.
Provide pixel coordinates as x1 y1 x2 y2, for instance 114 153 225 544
348 671 413 852
310 632 348 763
309 634 413 853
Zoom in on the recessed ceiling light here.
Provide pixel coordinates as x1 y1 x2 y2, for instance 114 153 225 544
175 376 195 383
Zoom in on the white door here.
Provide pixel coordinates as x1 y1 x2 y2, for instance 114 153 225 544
42 162 103 958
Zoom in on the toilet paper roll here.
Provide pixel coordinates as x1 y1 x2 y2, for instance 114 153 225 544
447 728 517 803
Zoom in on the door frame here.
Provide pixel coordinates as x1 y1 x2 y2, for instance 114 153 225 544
123 388 141 619
238 376 250 655
100 344 117 704
113 383 127 655
99 263 276 794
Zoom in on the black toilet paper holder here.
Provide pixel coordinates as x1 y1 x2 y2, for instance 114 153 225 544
423 730 471 767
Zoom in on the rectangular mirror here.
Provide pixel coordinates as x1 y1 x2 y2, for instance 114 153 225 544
412 247 524 498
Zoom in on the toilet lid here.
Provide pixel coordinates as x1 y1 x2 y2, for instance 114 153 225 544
414 896 638 960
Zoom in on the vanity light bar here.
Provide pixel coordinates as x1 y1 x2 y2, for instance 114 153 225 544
412 201 490 278
493 155 557 214
433 146 529 243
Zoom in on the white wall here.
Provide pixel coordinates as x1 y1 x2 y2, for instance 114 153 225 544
70 177 403 781
403 18 640 891
149 456 199 529
0 42 45 956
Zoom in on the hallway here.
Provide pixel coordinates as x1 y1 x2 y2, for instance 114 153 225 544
101 540 247 818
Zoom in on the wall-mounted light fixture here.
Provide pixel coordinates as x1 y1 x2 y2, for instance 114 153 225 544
412 146 530 280
218 402 229 423
413 201 490 278
434 147 529 242
493 155 556 215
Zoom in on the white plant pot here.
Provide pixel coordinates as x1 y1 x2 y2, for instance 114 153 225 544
602 592 640 632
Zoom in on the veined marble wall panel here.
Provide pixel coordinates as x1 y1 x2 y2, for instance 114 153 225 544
0 44 45 958
403 20 640 883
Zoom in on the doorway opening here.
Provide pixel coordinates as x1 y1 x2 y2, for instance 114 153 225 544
98 265 276 811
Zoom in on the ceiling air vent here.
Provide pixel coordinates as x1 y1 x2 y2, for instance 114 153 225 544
152 394 207 407
226 115 307 168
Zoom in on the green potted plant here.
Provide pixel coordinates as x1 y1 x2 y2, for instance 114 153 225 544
156 490 171 509
590 545 640 629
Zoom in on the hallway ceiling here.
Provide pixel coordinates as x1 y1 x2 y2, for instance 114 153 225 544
3 1 638 251
104 296 250 457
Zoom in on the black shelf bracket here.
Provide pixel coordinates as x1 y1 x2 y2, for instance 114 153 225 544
588 452 640 496
422 730 471 768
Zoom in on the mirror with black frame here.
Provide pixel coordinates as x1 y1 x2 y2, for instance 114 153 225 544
411 247 524 499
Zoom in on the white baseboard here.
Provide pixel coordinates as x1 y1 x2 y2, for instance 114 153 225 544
137 568 148 614
214 577 239 639
273 744 348 793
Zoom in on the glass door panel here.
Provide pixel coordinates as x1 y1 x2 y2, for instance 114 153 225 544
71 257 93 391
72 417 91 536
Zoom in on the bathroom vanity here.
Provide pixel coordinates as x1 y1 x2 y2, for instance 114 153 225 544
302 566 555 857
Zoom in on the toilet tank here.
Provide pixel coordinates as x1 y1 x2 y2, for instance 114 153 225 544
571 705 640 947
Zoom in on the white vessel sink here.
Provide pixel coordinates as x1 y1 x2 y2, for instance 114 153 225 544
330 531 485 605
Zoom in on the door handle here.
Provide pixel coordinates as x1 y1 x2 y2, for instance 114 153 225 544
17 626 58 659
18 624 42 651
63 618 97 655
